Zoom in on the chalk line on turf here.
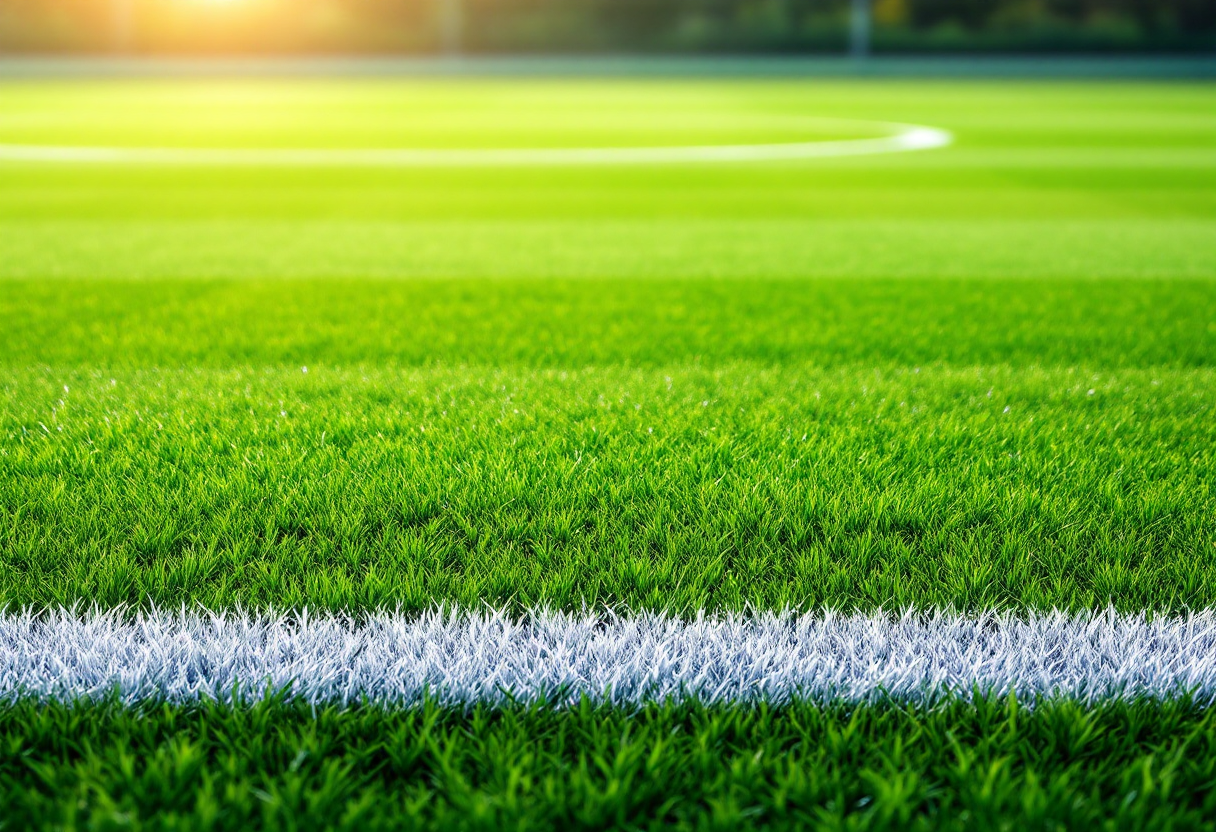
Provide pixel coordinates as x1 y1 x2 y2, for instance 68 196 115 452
0 124 951 166
2 607 1214 706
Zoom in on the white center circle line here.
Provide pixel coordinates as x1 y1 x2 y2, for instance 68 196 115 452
0 123 951 166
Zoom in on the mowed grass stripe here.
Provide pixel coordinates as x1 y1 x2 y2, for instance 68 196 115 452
6 220 1210 281
5 695 1216 829
3 362 1212 614
3 277 1215 367
6 607 1216 706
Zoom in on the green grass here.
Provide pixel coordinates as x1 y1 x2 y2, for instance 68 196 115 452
2 73 1216 828
4 695 1216 830
2 78 1215 615
4 357 1214 613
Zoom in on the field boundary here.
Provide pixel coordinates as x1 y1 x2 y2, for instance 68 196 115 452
5 607 1216 706
0 123 951 166
1 56 1214 79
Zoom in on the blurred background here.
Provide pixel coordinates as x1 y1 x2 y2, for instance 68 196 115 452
0 0 1211 57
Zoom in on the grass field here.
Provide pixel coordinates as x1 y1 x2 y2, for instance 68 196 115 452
1 75 1215 827
6 696 1216 830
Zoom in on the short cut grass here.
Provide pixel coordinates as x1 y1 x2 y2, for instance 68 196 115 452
2 78 1215 615
3 72 1216 829
4 695 1216 831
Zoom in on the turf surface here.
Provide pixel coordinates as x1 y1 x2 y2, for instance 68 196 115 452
2 75 1215 827
4 359 1214 613
2 80 1214 613
5 695 1216 831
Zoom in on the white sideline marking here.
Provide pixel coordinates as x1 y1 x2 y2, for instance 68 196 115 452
2 608 1215 706
0 124 951 166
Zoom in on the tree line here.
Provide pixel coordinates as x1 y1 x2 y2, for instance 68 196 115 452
0 0 1211 54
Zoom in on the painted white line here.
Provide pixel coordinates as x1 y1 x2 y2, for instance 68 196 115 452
1 607 1214 706
0 124 951 166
